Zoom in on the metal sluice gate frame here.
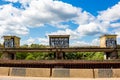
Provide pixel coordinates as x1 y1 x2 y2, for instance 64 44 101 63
0 47 120 68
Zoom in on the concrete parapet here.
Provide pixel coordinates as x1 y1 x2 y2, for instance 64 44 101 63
113 69 120 77
52 68 70 77
26 68 50 77
10 67 26 76
3 67 120 78
0 67 10 76
70 69 93 78
94 69 113 78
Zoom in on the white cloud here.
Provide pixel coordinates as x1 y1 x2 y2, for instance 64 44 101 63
0 0 82 36
0 4 29 36
98 2 120 22
47 28 81 39
22 37 49 45
25 37 35 45
38 38 49 45
51 24 69 29
0 37 4 44
70 38 99 47
117 37 120 45
75 11 95 25
97 1 120 38
91 38 99 46
1 0 120 46
110 23 120 28
77 22 106 36
70 41 90 47
21 0 80 27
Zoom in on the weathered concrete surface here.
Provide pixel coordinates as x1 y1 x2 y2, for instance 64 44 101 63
94 69 113 78
52 68 70 77
1 76 120 80
26 68 50 77
70 69 93 78
113 69 120 77
0 67 9 76
2 67 120 78
10 67 26 76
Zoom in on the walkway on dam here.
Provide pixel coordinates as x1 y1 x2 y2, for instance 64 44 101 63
0 76 120 80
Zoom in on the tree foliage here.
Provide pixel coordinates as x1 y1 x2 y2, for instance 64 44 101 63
16 44 104 60
0 43 105 60
16 44 54 60
65 52 104 60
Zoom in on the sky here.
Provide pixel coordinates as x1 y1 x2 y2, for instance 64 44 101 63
0 0 120 46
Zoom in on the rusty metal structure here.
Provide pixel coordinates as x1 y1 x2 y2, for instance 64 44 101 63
49 35 70 48
0 35 120 68
49 35 70 59
0 60 120 68
0 47 118 52
1 36 20 60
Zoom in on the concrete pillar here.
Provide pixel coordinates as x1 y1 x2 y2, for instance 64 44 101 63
104 51 118 60
110 51 118 59
104 53 107 60
1 52 16 60
1 52 10 60
54 52 65 60
104 52 110 60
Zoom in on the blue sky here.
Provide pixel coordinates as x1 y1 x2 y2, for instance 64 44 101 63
0 0 120 46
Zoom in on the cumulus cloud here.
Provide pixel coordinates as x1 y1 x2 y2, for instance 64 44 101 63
70 41 90 47
25 37 35 45
110 23 120 28
97 2 120 39
47 28 81 39
0 4 29 36
1 0 120 46
22 37 48 45
75 11 95 25
77 22 102 36
98 2 120 22
38 38 49 45
21 0 80 27
75 1 120 37
0 0 82 36
70 38 99 47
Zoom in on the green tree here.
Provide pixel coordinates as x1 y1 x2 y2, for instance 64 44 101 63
20 44 29 48
16 52 29 60
16 44 53 60
64 52 104 60
16 44 105 60
25 53 35 60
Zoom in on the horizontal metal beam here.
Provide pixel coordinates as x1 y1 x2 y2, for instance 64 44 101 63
0 60 120 68
0 48 118 53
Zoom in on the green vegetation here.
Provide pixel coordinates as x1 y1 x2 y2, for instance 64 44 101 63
1 44 120 60
65 52 104 60
16 51 104 60
15 44 104 60
16 52 55 60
